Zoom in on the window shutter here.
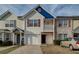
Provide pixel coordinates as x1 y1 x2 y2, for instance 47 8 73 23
38 19 40 27
69 20 71 27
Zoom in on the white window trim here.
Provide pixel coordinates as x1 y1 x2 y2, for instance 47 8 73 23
27 19 40 27
5 20 16 27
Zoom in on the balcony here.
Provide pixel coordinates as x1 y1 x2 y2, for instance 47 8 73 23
43 25 54 32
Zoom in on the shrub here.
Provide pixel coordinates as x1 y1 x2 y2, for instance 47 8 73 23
0 40 3 46
2 40 13 46
53 40 62 45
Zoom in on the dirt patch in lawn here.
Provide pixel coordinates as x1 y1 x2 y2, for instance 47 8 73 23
41 45 73 54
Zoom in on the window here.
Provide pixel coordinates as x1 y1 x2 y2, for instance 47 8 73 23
5 33 10 41
10 24 14 27
34 20 40 26
64 34 67 39
10 20 16 27
58 34 62 40
58 34 67 40
5 24 9 27
64 20 67 27
27 19 40 27
58 20 63 27
27 20 33 27
5 20 16 27
58 19 67 27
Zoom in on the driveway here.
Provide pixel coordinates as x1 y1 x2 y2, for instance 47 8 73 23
41 45 79 54
8 45 79 54
9 45 42 54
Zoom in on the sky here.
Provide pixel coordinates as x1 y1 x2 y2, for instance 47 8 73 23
0 4 79 16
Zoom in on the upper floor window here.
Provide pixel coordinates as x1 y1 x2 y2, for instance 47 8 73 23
27 19 40 27
5 20 16 27
58 19 67 27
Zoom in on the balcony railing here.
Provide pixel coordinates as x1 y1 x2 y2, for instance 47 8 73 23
43 25 54 32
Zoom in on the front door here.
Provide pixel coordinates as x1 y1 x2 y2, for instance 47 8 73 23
17 34 20 44
41 35 46 44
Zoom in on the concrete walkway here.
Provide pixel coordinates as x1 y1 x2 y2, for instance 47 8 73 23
9 45 42 54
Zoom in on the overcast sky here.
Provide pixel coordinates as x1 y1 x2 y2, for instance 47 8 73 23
0 4 79 16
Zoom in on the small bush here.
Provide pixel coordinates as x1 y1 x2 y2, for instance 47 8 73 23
0 40 3 46
2 40 13 46
54 40 62 45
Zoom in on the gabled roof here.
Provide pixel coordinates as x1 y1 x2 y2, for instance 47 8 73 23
23 5 54 19
0 10 12 20
0 5 54 20
0 10 17 20
13 27 24 32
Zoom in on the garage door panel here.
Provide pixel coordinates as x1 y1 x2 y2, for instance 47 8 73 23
26 34 41 45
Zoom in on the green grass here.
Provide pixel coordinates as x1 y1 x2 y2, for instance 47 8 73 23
0 45 20 54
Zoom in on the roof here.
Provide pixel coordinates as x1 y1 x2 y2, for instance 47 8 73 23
0 10 12 20
13 27 24 32
0 29 10 32
57 16 79 18
35 6 54 18
23 5 54 19
56 16 79 20
0 5 54 20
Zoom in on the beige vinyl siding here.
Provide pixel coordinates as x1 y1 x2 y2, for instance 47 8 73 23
0 21 5 29
0 13 24 30
25 10 44 34
73 20 79 30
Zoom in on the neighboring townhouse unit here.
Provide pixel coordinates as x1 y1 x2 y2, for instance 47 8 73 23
0 5 55 45
0 11 25 45
55 16 79 40
71 16 79 37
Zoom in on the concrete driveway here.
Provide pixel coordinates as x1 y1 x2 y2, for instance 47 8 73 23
9 45 42 54
8 45 79 54
41 45 79 54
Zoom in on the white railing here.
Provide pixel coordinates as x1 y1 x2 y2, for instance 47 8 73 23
43 25 54 32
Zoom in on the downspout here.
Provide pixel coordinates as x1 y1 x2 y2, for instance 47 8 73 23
24 17 26 45
53 18 55 44
72 18 74 37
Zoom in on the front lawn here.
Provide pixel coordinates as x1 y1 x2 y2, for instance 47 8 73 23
0 45 20 54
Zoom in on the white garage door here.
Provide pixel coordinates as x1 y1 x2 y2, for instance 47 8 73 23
26 34 41 45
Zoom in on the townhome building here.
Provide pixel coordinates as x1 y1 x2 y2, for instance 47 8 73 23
0 5 55 45
1 5 79 45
